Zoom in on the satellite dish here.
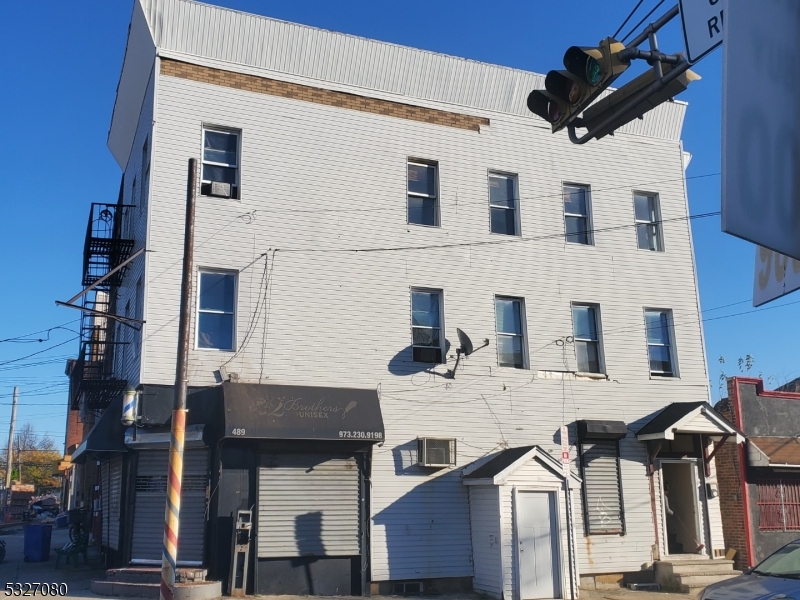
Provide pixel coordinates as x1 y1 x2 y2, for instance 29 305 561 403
457 328 474 356
447 329 490 379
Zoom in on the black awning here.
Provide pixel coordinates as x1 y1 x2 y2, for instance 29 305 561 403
577 419 628 441
222 382 385 442
71 394 127 464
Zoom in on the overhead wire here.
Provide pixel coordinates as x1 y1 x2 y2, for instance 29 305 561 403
622 0 667 43
614 0 647 39
0 320 80 344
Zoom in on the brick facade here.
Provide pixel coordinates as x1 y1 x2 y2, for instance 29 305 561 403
714 397 750 570
160 58 490 132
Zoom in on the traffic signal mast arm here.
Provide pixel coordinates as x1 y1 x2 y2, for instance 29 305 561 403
527 5 701 145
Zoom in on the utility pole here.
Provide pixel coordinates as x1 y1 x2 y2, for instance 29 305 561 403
160 159 196 600
4 387 18 512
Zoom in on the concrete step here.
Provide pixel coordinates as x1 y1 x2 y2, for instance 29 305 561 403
671 561 736 575
679 571 743 587
681 573 741 596
106 567 208 584
92 580 221 600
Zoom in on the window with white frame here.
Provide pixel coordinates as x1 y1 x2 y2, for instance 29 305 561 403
410 289 443 363
564 184 592 245
495 297 526 369
201 128 240 199
489 173 519 236
197 271 236 350
407 160 439 226
634 192 662 251
572 304 603 373
645 309 675 376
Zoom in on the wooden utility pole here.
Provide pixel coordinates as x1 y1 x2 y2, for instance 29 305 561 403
4 387 18 510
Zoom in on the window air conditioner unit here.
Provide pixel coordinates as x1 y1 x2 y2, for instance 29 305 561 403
417 437 456 467
209 181 232 198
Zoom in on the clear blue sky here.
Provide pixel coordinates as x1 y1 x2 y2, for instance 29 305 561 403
2 0 798 450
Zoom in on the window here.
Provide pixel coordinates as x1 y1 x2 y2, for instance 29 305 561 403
757 477 800 531
645 309 675 377
634 192 662 251
407 161 439 226
410 289 443 363
197 271 236 350
564 184 592 245
202 128 240 199
580 440 624 534
489 173 519 235
495 297 526 369
572 304 603 373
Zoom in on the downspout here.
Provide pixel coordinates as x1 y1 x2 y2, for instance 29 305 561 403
732 379 755 567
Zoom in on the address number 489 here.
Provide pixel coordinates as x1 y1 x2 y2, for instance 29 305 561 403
231 428 246 436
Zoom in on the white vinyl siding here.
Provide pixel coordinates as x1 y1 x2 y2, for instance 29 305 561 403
143 47 709 580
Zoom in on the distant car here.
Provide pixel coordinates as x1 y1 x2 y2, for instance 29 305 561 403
701 539 800 600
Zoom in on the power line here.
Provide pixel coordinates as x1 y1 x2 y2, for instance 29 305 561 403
614 0 647 39
275 211 720 254
622 0 667 43
0 338 78 368
0 320 79 344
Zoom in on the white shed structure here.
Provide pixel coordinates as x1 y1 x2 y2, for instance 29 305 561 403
463 446 583 600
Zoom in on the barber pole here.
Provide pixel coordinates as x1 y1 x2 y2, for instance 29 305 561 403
160 159 197 600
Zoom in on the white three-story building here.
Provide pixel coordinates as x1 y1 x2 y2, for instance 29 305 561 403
67 0 743 597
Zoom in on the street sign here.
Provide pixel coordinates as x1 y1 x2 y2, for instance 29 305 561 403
678 0 724 63
560 425 570 477
721 0 800 261
753 246 800 307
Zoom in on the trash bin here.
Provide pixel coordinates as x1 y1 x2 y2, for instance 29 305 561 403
23 524 53 562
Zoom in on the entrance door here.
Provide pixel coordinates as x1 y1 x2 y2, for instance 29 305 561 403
661 461 702 555
517 491 560 600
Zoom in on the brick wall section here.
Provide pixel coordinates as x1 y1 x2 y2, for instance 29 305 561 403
160 58 490 132
714 398 750 570
64 409 82 454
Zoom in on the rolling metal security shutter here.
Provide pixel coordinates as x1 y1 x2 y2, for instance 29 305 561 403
130 449 208 564
101 458 123 550
581 440 623 534
257 454 360 558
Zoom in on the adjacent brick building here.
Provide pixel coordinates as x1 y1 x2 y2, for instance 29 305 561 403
715 377 800 570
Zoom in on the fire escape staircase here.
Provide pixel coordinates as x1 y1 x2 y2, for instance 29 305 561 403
68 203 136 410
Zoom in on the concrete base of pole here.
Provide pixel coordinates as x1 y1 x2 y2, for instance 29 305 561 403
92 579 221 600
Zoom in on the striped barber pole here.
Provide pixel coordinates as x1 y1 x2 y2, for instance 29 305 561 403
160 409 188 600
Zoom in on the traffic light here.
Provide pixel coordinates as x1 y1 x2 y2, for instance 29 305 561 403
527 38 628 133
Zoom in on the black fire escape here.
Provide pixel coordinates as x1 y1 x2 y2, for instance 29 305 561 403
70 203 135 410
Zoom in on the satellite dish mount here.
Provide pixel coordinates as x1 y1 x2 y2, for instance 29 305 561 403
446 328 489 379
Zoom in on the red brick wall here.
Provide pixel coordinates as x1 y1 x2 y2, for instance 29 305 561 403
64 409 82 454
714 399 750 570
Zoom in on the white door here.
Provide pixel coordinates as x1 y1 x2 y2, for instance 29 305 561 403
517 491 560 599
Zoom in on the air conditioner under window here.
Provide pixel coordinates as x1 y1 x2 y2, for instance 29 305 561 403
417 437 456 467
209 181 232 198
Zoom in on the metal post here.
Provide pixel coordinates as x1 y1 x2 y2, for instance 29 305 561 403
160 159 196 600
3 387 18 515
565 485 576 600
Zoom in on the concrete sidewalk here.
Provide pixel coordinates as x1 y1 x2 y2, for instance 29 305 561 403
0 524 107 598
0 524 694 600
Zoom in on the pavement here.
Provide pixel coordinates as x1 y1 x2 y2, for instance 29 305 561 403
0 524 107 598
0 524 694 599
